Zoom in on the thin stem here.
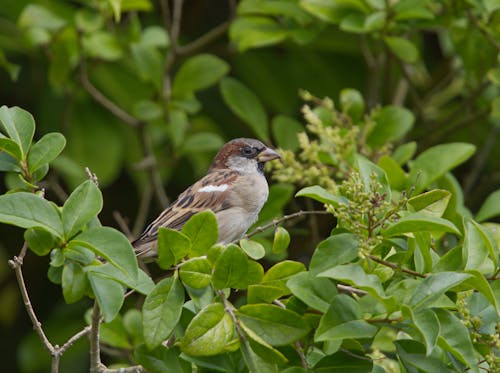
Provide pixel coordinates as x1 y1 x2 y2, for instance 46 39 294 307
59 326 92 355
243 210 330 240
177 21 230 55
80 68 141 128
368 254 427 278
467 10 500 50
89 302 102 373
132 183 153 237
8 245 54 356
337 284 368 296
217 290 247 342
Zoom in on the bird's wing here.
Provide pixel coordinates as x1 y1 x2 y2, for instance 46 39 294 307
132 169 239 250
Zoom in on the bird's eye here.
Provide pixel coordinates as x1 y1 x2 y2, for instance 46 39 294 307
241 146 256 157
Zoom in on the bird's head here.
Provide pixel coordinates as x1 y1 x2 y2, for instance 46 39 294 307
210 138 281 174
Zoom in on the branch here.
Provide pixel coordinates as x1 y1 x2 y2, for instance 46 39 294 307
243 210 330 240
89 302 103 373
59 326 92 355
177 21 230 56
467 10 500 50
80 68 141 128
8 243 55 357
217 290 247 343
273 300 308 369
368 254 426 278
337 284 368 296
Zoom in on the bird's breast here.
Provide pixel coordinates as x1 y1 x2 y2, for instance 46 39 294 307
229 174 269 213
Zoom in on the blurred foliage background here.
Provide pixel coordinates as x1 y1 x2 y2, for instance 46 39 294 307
0 0 499 371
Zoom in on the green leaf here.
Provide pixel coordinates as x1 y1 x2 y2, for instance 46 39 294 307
100 314 131 349
212 244 248 289
463 220 491 271
240 239 266 260
262 260 306 283
471 221 498 266
135 345 190 373
409 272 471 310
402 306 439 355
313 351 373 372
181 132 225 154
378 155 407 190
240 322 288 364
315 294 377 342
62 180 103 239
133 100 163 121
295 185 347 206
463 270 500 316
434 309 479 373
271 227 290 254
340 88 365 121
237 304 310 346
179 257 212 289
368 105 415 147
271 115 303 151
0 192 63 237
384 36 419 63
476 189 500 222
0 106 35 159
24 227 57 256
318 264 392 308
62 261 87 303
240 339 279 373
408 143 476 193
220 77 269 140
82 31 124 61
157 228 191 269
392 141 417 165
408 189 451 218
229 16 287 52
357 156 391 199
183 210 218 257
27 132 66 173
310 233 359 276
87 271 124 322
247 282 289 304
71 227 138 282
395 340 454 373
18 4 66 30
123 309 143 344
86 263 153 295
143 275 184 349
299 0 345 23
172 54 229 98
180 303 234 356
382 213 461 237
287 271 337 313
0 138 22 160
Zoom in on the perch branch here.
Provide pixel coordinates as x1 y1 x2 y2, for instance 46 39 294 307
368 254 426 278
243 210 330 240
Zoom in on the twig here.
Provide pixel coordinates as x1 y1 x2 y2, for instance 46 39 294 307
89 302 103 373
467 10 500 50
177 21 230 55
243 210 330 240
337 284 368 296
272 299 308 369
217 290 247 342
368 254 426 278
138 128 169 208
103 366 145 373
59 326 92 355
113 211 132 238
8 244 54 356
80 68 141 128
85 167 99 186
132 184 153 237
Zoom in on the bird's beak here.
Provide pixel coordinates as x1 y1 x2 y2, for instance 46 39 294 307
257 147 281 162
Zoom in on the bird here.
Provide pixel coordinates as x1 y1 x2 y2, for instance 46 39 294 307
132 138 281 259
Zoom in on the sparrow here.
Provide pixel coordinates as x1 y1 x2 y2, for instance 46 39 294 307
133 138 281 258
